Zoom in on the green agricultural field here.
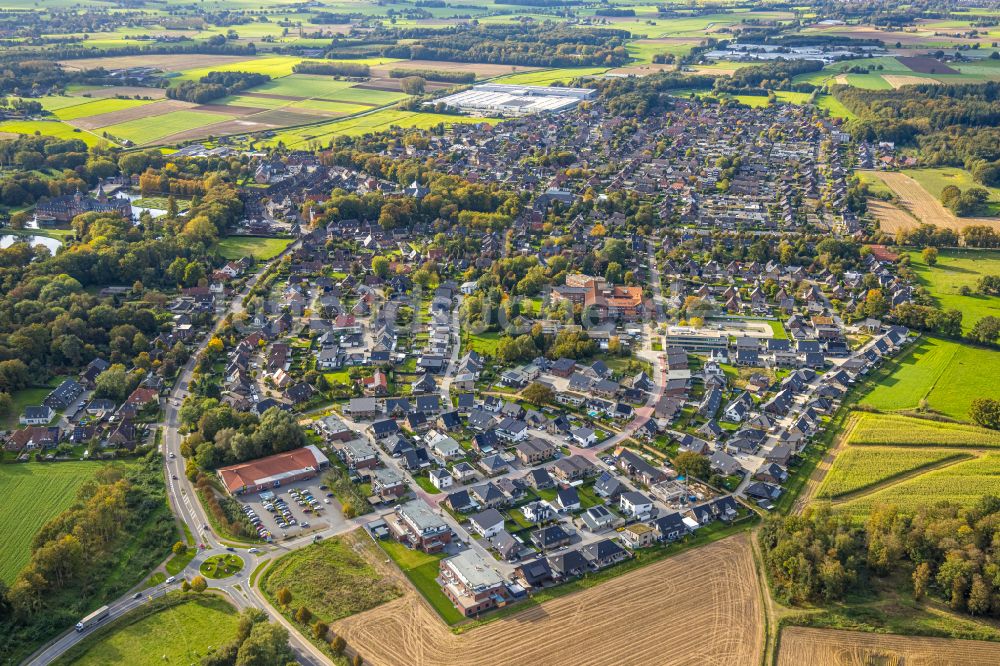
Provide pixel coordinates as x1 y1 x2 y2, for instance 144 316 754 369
859 336 997 420
102 110 233 145
217 235 291 260
838 452 1000 516
60 594 239 666
0 462 105 583
175 55 313 81
848 412 1000 448
269 109 498 148
53 98 153 121
289 99 370 115
855 169 894 197
260 530 403 624
495 67 609 86
0 120 106 146
902 167 1000 215
816 446 968 499
905 248 1000 332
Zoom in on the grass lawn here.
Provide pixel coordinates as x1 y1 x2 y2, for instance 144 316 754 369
56 594 239 666
464 330 502 356
261 529 403 624
0 462 106 583
2 381 59 429
218 235 291 260
858 336 998 421
131 196 190 211
200 553 244 579
377 538 465 625
165 548 196 576
905 248 1000 332
494 66 609 85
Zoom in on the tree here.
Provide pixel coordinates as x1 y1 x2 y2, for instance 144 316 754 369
312 620 329 640
276 587 292 606
94 363 136 402
968 574 991 615
172 541 188 555
234 621 295 666
970 398 1000 430
371 255 390 279
181 579 191 592
522 382 554 406
673 451 710 480
400 76 425 95
922 246 938 266
295 606 312 624
331 635 347 655
969 316 1000 345
912 561 931 600
190 575 208 593
352 655 364 666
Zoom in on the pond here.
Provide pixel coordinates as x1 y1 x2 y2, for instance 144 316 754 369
0 234 63 252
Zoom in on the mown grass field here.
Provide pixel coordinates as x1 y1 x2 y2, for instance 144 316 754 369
0 119 105 145
61 594 239 666
902 167 1000 215
495 66 609 85
52 98 153 121
217 236 291 260
103 110 233 145
260 530 403 624
816 445 968 499
0 462 105 583
848 412 1000 448
905 248 1000 333
838 452 1000 516
858 336 997 420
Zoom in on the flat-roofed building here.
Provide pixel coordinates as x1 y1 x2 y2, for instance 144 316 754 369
388 499 452 553
435 83 595 117
440 549 511 616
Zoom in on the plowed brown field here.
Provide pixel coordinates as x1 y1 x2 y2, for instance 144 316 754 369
779 626 1000 666
332 534 763 666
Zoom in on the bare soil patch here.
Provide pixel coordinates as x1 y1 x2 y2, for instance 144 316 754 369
59 54 253 73
370 60 537 78
898 56 959 75
74 86 166 99
779 626 1000 666
873 171 1000 232
68 99 193 130
883 74 941 89
192 103 266 115
332 534 763 666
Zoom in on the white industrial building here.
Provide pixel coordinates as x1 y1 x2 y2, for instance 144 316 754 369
435 83 596 116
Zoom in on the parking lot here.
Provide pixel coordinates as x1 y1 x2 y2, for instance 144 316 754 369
237 478 350 541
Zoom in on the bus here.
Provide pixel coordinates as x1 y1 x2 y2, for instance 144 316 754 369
75 605 110 632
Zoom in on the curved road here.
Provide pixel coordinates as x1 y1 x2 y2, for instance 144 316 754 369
26 240 340 666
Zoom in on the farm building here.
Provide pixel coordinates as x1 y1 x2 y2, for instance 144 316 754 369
217 445 329 495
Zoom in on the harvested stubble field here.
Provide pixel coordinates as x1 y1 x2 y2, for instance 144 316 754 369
370 59 536 78
332 534 762 666
868 171 1000 232
883 74 941 88
778 626 1000 666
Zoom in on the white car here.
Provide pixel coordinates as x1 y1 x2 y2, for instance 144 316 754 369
165 576 176 584
248 548 261 554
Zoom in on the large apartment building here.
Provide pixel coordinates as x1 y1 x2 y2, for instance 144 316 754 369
439 549 512 616
388 499 453 553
